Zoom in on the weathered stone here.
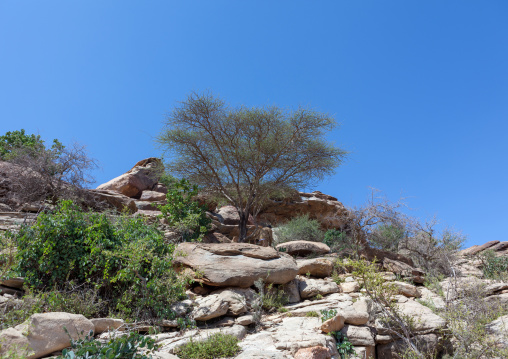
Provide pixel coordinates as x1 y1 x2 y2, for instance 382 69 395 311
282 279 301 303
0 277 24 289
340 282 360 293
298 276 339 299
277 241 330 256
486 314 508 348
352 346 375 359
340 325 375 346
191 294 228 321
321 314 345 333
294 346 331 359
390 281 421 298
343 309 369 325
377 334 440 359
236 314 255 326
297 258 333 278
0 328 31 358
174 243 298 287
140 190 166 202
377 301 446 334
485 283 508 296
210 287 256 316
484 293 508 306
90 318 124 334
89 189 137 213
417 287 446 310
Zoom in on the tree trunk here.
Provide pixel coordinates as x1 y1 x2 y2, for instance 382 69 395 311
238 211 248 243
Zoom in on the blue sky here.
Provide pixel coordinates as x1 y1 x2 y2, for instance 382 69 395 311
1 1 507 247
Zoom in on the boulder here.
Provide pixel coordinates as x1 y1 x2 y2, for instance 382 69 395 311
97 158 160 197
0 277 24 289
297 258 333 278
377 301 446 334
390 281 421 298
467 240 500 255
6 312 95 359
486 314 508 348
376 334 442 359
173 243 298 287
210 287 256 316
90 318 124 334
139 190 166 202
236 314 255 326
298 276 340 299
352 346 375 359
321 314 345 333
343 309 369 325
340 282 360 293
282 279 301 303
294 346 332 359
277 241 330 256
216 205 241 225
0 327 31 358
340 325 375 346
191 294 229 321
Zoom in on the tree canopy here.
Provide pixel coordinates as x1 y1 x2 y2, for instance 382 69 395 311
157 92 347 241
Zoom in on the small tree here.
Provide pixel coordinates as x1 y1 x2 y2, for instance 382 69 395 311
157 92 347 242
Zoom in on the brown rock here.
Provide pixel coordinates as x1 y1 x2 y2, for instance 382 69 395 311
489 241 508 253
174 242 298 287
277 241 330 256
89 189 137 213
297 258 333 278
140 190 166 201
203 232 232 244
321 314 345 333
294 346 332 359
467 241 501 256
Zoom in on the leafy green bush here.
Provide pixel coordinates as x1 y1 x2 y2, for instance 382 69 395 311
174 333 241 359
261 283 289 311
275 214 324 244
478 249 508 280
59 330 158 359
323 229 351 253
0 129 58 160
333 331 355 359
158 178 210 242
320 309 337 322
13 200 188 323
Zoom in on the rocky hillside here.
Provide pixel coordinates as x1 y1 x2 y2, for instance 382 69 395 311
1 159 507 359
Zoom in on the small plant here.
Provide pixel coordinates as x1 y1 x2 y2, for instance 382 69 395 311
305 311 319 317
174 333 241 359
477 249 508 280
58 330 158 359
332 331 355 359
314 294 323 300
259 283 289 312
274 214 324 245
320 309 337 322
323 229 351 253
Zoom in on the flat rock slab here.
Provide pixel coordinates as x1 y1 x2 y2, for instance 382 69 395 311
174 243 298 287
276 241 330 256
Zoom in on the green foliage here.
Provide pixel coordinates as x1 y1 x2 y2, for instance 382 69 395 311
0 129 58 160
157 178 210 242
13 200 188 323
305 311 319 317
323 229 351 253
174 333 241 359
332 332 355 359
58 330 158 359
478 249 508 280
261 283 289 311
320 309 337 322
275 214 324 244
369 224 405 252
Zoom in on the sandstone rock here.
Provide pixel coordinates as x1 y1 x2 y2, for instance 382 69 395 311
390 281 421 298
282 279 301 303
377 301 446 334
343 309 369 325
486 314 508 348
467 240 500 255
321 314 345 333
210 287 256 316
340 281 360 293
294 346 331 359
277 241 330 256
89 189 137 213
191 294 229 321
352 346 375 359
10 312 95 359
298 276 339 299
97 158 160 197
236 314 255 326
297 258 333 278
0 277 24 289
489 241 508 253
203 232 231 243
0 285 23 296
174 242 298 287
216 205 242 225
140 190 166 201
340 325 375 346
237 332 289 359
485 282 508 296
0 327 31 358
90 318 124 334
417 287 446 310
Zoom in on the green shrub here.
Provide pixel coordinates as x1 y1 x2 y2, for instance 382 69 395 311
59 330 158 359
320 309 337 322
323 229 351 253
333 331 355 359
174 333 241 359
478 249 508 280
0 129 55 160
305 311 319 317
13 200 188 323
261 283 289 311
369 224 405 252
275 214 324 244
157 178 210 242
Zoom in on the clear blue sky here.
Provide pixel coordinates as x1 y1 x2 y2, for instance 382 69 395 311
1 1 507 247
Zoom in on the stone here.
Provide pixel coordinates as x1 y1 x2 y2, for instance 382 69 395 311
210 287 256 316
321 314 345 333
0 327 31 358
191 294 229 321
298 276 340 299
343 309 369 325
0 285 23 296
340 281 360 293
0 277 24 289
140 190 166 201
417 287 446 310
11 312 94 359
134 200 159 211
282 279 301 303
467 240 500 255
377 334 440 359
216 205 241 225
236 314 255 325
276 241 330 256
203 232 231 244
352 346 375 359
97 158 160 197
294 346 331 359
379 300 446 333
297 258 333 278
486 314 508 348
489 241 508 252
90 318 124 334
237 332 289 359
485 282 508 296
484 293 508 306
89 189 137 213
390 281 421 298
174 242 298 287
340 325 375 346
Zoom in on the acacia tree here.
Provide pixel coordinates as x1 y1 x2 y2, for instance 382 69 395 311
157 92 347 242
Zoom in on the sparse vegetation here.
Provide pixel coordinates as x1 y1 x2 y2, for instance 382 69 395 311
477 249 508 280
275 214 324 245
174 333 241 359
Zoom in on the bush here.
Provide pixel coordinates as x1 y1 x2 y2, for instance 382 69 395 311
158 178 210 242
275 214 324 244
323 229 352 253
478 249 508 280
13 200 188 323
0 129 48 160
369 224 405 252
59 331 158 359
174 333 241 359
